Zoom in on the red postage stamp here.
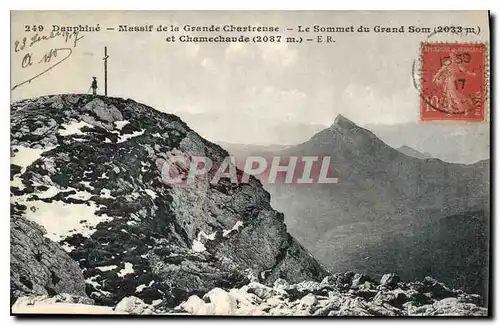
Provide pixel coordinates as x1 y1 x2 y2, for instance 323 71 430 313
420 43 487 122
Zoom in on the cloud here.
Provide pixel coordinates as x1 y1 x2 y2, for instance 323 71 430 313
224 42 248 60
259 41 297 67
340 84 418 125
244 85 309 124
184 43 200 57
262 85 307 102
200 57 216 72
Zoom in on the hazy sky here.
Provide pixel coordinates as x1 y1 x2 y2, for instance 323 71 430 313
11 11 489 144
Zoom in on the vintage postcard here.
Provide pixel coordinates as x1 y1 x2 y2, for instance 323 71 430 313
10 11 490 316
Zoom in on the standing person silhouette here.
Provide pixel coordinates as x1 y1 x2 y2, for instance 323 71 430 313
91 77 98 95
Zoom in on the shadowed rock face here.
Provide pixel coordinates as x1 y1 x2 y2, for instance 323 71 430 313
10 94 326 307
10 205 88 305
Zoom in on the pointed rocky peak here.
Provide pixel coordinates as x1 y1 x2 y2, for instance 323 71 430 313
295 113 399 159
332 114 358 131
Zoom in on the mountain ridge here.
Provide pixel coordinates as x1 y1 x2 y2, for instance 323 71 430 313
397 145 433 160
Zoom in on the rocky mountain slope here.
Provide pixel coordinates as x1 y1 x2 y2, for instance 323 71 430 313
10 94 326 308
231 115 489 300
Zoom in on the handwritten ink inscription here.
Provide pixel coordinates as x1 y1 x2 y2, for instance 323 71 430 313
12 30 84 90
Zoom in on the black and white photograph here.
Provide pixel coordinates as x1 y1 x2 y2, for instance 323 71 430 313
9 10 491 316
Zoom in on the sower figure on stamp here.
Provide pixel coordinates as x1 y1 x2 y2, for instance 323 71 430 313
90 77 98 95
432 49 476 114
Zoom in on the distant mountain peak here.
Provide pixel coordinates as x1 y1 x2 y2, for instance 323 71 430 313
397 145 433 160
333 114 358 130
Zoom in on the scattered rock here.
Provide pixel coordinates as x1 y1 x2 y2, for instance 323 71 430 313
422 276 454 299
273 278 289 291
247 282 274 300
202 288 237 315
373 288 408 307
172 277 487 316
380 273 400 289
82 98 123 126
352 273 373 288
320 275 336 287
179 295 216 315
297 293 318 311
12 275 488 316
114 296 153 315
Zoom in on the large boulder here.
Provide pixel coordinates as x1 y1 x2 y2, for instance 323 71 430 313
352 273 373 288
247 282 274 300
380 273 400 289
114 296 153 315
202 288 238 315
421 276 454 299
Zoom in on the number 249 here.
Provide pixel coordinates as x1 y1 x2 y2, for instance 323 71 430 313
24 25 44 32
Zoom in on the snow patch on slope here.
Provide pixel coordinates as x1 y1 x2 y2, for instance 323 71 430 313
21 200 112 242
200 230 217 241
100 188 115 199
85 275 101 288
96 265 118 272
11 145 56 173
117 130 145 143
144 189 157 199
223 221 244 237
191 240 206 252
118 262 134 277
58 121 93 136
114 120 130 130
135 281 155 293
80 181 95 190
37 186 62 199
191 229 217 252
67 190 93 201
61 243 76 253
